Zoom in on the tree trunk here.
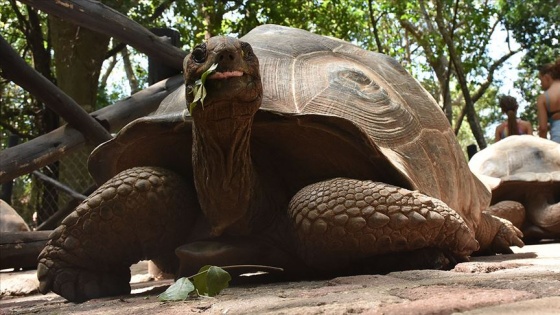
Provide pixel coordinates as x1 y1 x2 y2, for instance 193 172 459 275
49 17 109 113
399 20 453 125
434 0 487 149
121 46 140 94
200 0 225 39
48 17 111 221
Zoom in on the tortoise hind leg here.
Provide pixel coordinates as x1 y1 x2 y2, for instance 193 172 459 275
288 178 479 272
37 166 199 302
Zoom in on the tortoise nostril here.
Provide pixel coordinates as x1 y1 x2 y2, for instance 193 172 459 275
219 53 235 62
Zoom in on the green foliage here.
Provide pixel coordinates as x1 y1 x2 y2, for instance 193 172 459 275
0 1 46 146
192 265 232 297
498 0 559 122
96 83 125 109
189 63 217 113
158 265 231 302
157 277 195 301
499 0 559 54
10 175 37 224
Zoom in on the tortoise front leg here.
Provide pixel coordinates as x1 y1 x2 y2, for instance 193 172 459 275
483 200 526 229
471 200 525 254
288 178 480 271
474 212 524 255
37 166 199 302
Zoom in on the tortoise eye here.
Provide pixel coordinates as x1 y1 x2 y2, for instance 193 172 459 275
191 44 207 63
240 42 254 59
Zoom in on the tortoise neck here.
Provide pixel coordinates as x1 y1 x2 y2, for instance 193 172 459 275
192 112 256 236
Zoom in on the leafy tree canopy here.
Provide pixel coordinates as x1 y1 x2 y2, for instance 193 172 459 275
1 0 558 148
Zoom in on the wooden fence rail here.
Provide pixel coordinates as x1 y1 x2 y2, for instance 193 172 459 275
0 75 183 184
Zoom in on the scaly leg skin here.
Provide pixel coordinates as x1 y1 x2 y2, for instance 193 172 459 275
37 166 199 302
288 178 480 272
484 200 526 229
474 213 524 256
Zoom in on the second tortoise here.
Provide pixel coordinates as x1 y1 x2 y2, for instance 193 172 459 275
470 135 560 242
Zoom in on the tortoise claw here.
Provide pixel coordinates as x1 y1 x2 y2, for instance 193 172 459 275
495 217 524 249
475 213 524 255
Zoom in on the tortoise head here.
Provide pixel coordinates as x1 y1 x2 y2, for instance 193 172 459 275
183 36 262 119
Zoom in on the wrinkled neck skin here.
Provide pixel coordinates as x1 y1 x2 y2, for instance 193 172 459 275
526 193 560 232
192 99 256 236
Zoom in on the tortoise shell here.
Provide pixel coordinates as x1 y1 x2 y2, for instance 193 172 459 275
89 24 489 232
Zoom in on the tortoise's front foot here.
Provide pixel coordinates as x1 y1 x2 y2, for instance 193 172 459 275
484 200 525 229
475 213 524 255
289 178 479 271
38 249 130 302
37 167 198 302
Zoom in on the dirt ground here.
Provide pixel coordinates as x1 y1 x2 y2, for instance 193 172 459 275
1 243 560 314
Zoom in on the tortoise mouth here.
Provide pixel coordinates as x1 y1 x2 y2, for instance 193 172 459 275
189 73 262 120
208 70 244 80
204 71 260 98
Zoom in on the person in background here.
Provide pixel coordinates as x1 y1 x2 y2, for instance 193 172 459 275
536 58 560 143
494 95 533 142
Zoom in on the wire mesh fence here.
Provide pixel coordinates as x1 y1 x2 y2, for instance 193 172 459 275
5 146 95 230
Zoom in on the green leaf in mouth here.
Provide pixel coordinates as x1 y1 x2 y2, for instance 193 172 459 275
189 63 218 113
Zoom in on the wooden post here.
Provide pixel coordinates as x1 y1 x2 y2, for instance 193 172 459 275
0 134 19 203
148 28 182 85
0 231 52 270
37 184 95 231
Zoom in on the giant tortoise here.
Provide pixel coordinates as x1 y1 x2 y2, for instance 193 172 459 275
37 25 523 302
469 135 560 241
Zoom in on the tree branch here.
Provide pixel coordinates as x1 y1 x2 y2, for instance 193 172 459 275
367 0 385 53
0 75 183 184
0 34 112 145
8 0 30 38
435 0 486 148
20 0 186 70
99 55 118 88
121 47 140 94
441 0 460 124
32 170 87 201
453 49 521 134
104 0 178 60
